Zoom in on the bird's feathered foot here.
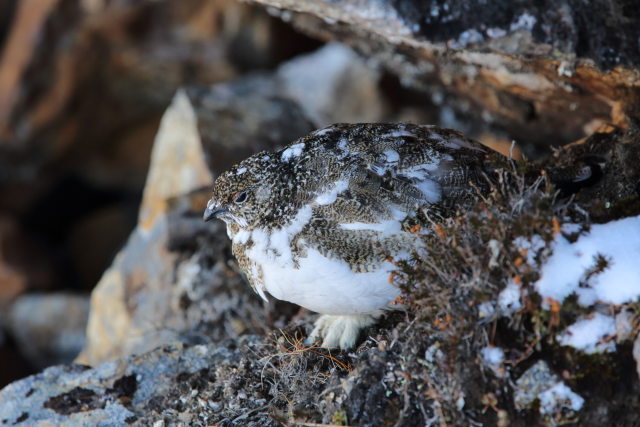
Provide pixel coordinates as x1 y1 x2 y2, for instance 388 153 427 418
307 313 379 349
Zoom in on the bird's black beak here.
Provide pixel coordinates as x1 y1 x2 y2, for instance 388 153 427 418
203 206 227 222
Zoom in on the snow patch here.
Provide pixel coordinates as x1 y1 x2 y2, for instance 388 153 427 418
452 29 484 48
513 234 547 266
477 302 495 319
498 281 522 313
481 346 504 366
486 27 507 38
558 313 616 354
538 383 584 415
534 216 640 306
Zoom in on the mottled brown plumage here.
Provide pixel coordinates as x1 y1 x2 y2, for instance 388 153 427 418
205 123 505 348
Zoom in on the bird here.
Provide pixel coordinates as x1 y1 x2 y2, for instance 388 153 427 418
204 123 507 349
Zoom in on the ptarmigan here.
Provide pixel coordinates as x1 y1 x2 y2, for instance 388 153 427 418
204 123 506 349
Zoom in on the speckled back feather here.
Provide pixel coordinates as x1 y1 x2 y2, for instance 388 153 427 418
209 123 505 281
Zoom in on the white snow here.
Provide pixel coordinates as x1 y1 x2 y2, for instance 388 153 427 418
538 382 584 415
557 313 616 354
452 29 484 48
456 394 466 410
477 302 495 319
481 346 504 366
513 234 546 266
281 143 305 161
561 222 582 234
534 216 640 306
498 281 522 313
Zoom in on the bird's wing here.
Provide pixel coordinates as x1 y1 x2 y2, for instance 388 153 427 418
310 123 502 224
293 124 505 270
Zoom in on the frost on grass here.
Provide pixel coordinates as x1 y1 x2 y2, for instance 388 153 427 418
514 360 584 423
538 383 585 416
498 280 523 314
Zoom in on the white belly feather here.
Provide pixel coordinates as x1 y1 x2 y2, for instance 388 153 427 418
259 246 399 315
230 204 408 315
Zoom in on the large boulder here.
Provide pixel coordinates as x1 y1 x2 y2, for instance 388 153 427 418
248 0 640 151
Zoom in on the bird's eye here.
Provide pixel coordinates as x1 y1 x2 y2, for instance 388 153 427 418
232 191 247 204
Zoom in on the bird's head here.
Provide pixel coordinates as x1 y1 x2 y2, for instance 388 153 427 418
203 153 275 229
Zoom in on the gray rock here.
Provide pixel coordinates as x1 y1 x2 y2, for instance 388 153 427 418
0 337 275 426
248 0 640 150
7 293 89 368
77 87 293 366
275 42 385 126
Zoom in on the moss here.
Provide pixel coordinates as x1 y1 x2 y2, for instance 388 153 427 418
330 410 348 425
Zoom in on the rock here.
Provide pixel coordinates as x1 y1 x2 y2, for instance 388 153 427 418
535 127 640 221
0 214 54 305
248 0 640 150
7 293 89 368
275 42 385 126
0 0 314 193
77 82 314 366
0 338 277 426
185 76 316 177
137 89 215 230
67 205 136 290
1 2 639 425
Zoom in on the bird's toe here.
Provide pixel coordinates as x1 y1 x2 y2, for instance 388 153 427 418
309 313 378 350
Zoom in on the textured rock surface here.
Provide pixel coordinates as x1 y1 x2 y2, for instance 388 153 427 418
7 293 89 369
76 88 283 365
249 0 640 152
0 338 273 426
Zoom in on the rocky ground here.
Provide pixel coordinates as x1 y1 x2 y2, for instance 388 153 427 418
0 0 639 426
